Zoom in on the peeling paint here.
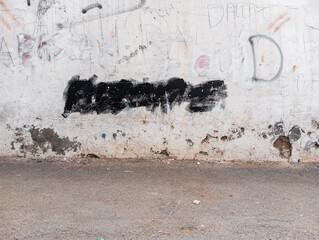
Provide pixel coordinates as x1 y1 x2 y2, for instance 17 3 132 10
273 122 285 135
288 126 303 142
186 139 194 147
273 136 292 159
201 134 218 144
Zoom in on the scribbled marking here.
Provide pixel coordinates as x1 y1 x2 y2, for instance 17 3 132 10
0 37 14 66
207 5 224 29
249 34 283 82
58 0 145 29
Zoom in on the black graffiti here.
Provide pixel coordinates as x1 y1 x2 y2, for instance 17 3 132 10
249 34 283 82
62 75 227 118
27 0 31 6
82 3 102 14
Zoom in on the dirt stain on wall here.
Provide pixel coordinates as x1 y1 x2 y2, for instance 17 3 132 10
29 126 81 155
11 125 81 156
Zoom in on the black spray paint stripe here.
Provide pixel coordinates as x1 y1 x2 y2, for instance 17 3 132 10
27 0 31 6
62 75 227 118
249 34 283 82
82 3 103 14
58 0 146 29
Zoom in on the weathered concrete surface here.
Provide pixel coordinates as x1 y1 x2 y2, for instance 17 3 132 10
1 159 319 239
2 0 319 162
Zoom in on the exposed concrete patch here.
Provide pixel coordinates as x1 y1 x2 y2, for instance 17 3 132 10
228 128 244 140
80 153 100 159
305 141 319 150
259 132 268 139
29 126 81 155
159 149 170 157
273 122 285 135
198 151 208 155
273 136 292 158
201 134 218 144
288 126 304 142
220 128 244 142
10 126 38 156
10 126 81 156
150 148 171 158
312 120 319 129
186 139 194 147
221 136 228 141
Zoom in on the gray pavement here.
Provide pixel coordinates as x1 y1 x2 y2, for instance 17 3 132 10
1 158 319 239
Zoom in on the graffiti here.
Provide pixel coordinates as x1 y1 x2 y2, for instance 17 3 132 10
194 55 210 75
27 0 31 6
118 45 147 64
146 25 192 78
17 33 64 65
207 3 259 29
0 37 14 66
82 3 102 14
57 0 146 29
17 34 35 68
249 34 283 82
97 37 118 72
207 5 224 29
69 35 93 62
62 75 227 118
37 34 63 61
96 15 119 71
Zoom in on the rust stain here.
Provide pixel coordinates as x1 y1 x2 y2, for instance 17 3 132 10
0 14 11 30
0 0 21 26
274 17 291 32
292 65 296 72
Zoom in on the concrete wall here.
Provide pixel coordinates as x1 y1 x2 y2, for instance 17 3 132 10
1 0 319 162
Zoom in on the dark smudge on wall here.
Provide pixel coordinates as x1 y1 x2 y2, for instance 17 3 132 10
10 125 81 156
62 75 227 118
29 126 81 155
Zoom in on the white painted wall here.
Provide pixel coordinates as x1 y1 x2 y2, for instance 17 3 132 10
1 0 319 162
